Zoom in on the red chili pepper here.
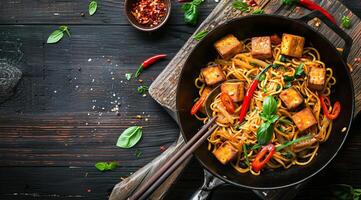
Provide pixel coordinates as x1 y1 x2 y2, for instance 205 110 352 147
220 93 235 114
135 54 167 78
251 144 275 172
239 64 273 123
191 96 206 115
283 0 336 24
319 95 341 120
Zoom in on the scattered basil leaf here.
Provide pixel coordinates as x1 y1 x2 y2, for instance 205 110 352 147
47 26 71 44
341 16 351 29
135 149 142 158
232 0 250 12
193 30 208 41
257 122 274 145
182 0 203 25
137 85 149 94
243 144 250 166
259 73 266 81
252 8 264 14
116 126 142 148
276 135 311 151
294 64 304 78
89 1 98 16
262 95 278 116
125 73 132 80
95 161 118 172
59 26 71 37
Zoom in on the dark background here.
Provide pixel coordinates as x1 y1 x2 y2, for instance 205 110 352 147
0 0 360 200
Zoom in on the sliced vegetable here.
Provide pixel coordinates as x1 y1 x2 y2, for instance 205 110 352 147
220 92 235 114
191 96 206 115
135 54 167 78
252 144 275 172
319 95 341 120
276 135 312 151
239 64 273 123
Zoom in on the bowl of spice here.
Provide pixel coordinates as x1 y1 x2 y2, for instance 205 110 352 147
125 0 171 31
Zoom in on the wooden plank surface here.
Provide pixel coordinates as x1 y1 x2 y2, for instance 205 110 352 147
0 0 359 200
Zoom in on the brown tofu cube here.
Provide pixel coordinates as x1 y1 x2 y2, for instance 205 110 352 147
214 34 244 59
200 87 212 114
213 142 238 165
281 34 305 58
201 66 226 86
308 67 326 91
221 82 245 103
279 88 303 110
291 107 317 132
251 36 272 59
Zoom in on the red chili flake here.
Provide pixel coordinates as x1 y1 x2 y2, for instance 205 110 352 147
131 0 167 27
247 0 258 7
160 146 166 152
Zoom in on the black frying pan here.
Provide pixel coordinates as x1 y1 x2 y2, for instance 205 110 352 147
176 11 354 190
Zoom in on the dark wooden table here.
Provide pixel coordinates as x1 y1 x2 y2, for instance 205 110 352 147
0 1 360 200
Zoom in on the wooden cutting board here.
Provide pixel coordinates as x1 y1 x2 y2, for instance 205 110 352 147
109 0 361 199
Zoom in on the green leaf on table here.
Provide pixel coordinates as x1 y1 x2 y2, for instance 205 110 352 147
181 0 203 25
89 1 98 16
47 30 64 44
137 85 149 94
193 30 208 41
125 73 132 80
341 16 351 29
232 0 250 12
95 161 118 172
252 9 264 14
116 126 142 148
59 25 71 37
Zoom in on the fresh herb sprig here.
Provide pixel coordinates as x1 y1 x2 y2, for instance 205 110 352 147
193 30 208 41
89 1 98 16
181 0 203 25
341 16 351 29
232 0 251 12
137 85 149 94
116 126 143 148
47 26 71 44
95 161 118 172
256 96 279 145
283 63 304 88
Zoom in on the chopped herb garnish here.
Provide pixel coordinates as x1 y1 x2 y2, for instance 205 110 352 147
294 64 304 78
276 135 311 151
284 81 292 89
125 73 132 80
263 88 267 93
341 16 351 29
95 161 118 172
137 85 149 94
232 0 250 12
259 73 266 81
193 30 208 41
252 8 264 14
243 144 250 166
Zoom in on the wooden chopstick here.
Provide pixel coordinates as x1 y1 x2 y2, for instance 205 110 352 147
128 117 217 200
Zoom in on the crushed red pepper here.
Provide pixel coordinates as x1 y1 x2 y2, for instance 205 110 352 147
131 0 167 27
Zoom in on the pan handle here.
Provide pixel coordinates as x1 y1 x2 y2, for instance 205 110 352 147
298 10 353 61
190 169 225 200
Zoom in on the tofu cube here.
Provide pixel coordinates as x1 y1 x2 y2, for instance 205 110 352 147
279 88 304 110
251 36 272 59
221 82 245 103
281 34 305 58
291 107 317 132
201 66 226 86
213 142 238 165
308 67 326 91
200 87 212 114
214 34 244 59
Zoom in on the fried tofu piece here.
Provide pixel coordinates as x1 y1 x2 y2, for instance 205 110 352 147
213 141 238 165
291 107 317 132
308 67 326 91
200 87 212 114
251 36 272 59
201 66 226 86
281 33 305 58
279 87 304 110
221 82 245 103
214 34 244 59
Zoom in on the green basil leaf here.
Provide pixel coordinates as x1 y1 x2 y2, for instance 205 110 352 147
252 9 264 14
262 95 278 116
181 3 192 12
259 73 266 81
59 25 70 37
184 4 198 25
108 162 118 170
256 122 273 145
283 75 294 82
137 85 149 94
232 0 250 12
116 126 142 148
193 30 208 41
125 73 132 80
294 64 304 78
95 162 108 171
89 1 98 16
267 114 279 124
47 30 64 44
342 16 351 29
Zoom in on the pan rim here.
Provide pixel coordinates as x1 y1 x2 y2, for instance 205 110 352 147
175 14 355 190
